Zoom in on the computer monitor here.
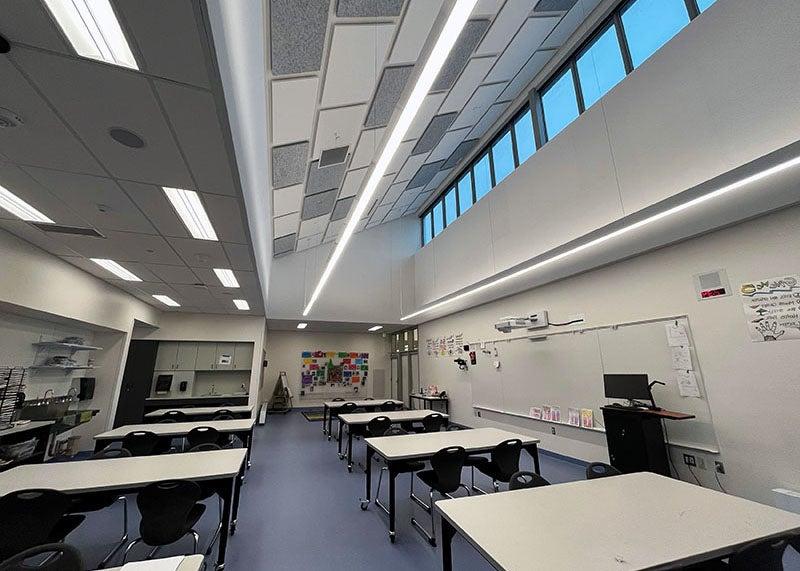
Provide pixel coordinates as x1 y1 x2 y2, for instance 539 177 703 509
603 374 653 403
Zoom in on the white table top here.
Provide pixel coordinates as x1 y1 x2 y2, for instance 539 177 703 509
338 409 449 425
410 394 448 400
0 420 55 437
366 427 539 461
436 472 800 570
95 418 255 440
0 449 246 496
324 399 402 407
103 554 204 571
144 405 253 418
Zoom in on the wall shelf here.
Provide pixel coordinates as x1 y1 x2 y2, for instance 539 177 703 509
473 405 607 433
32 342 102 351
29 365 97 371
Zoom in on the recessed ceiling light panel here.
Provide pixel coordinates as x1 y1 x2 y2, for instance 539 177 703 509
90 258 141 281
368 325 383 332
233 299 250 310
214 268 240 288
0 184 53 223
162 187 218 241
152 294 180 307
297 322 308 329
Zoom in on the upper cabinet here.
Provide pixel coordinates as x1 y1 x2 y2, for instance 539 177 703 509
176 342 198 370
196 343 217 371
156 341 254 371
214 343 236 370
233 343 254 370
155 341 198 371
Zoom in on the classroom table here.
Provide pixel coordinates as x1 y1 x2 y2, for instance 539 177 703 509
0 450 246 571
144 405 253 420
409 394 449 414
94 418 256 469
322 399 403 439
336 409 450 471
360 428 540 543
436 472 800 571
103 554 205 571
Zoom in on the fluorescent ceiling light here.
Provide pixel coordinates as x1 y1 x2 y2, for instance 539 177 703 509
0 184 54 223
368 325 383 332
297 322 308 330
90 258 141 281
233 299 250 310
152 294 180 307
402 155 800 321
214 268 240 288
163 187 218 241
43 0 139 70
302 0 479 317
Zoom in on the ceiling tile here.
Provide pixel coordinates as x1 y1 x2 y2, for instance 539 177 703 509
271 77 319 146
432 19 490 92
274 212 300 238
270 0 330 75
395 188 420 208
405 93 446 141
395 154 428 183
101 231 186 265
321 23 395 108
535 0 579 10
313 104 367 160
273 233 297 255
412 113 457 155
323 219 345 242
306 160 346 196
428 127 472 162
339 167 368 198
365 65 415 128
408 190 433 212
299 216 328 238
351 128 385 170
296 233 323 251
369 174 396 208
0 0 69 53
302 189 337 219
443 139 480 170
0 163 87 228
273 184 304 217
272 142 309 189
387 140 416 175
450 82 508 130
330 196 355 221
336 0 403 17
222 242 254 271
440 57 496 114
169 283 219 307
486 17 560 83
473 0 504 16
424 168 453 192
144 264 200 285
541 1 584 49
118 180 189 238
0 219 78 257
380 182 407 206
167 237 230 268
498 49 555 101
384 208 404 222
476 0 539 56
354 219 368 233
369 203 393 224
61 256 162 283
406 161 445 190
319 146 349 168
468 101 511 139
202 194 248 244
389 0 445 64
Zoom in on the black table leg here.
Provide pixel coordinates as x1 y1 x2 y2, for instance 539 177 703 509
94 439 107 453
388 465 397 543
360 446 373 510
346 426 354 472
244 428 253 469
337 421 344 458
215 476 234 570
230 463 244 535
323 405 328 436
441 517 456 571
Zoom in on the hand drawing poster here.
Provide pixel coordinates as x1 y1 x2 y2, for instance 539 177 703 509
740 275 800 342
299 351 369 397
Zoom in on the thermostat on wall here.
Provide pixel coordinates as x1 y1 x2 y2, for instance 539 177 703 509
693 269 732 300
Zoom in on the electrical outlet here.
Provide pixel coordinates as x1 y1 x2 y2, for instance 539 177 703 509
696 457 706 470
715 461 725 474
550 427 556 435
683 453 697 467
475 410 481 418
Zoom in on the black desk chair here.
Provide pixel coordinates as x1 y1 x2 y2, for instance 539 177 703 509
0 543 83 571
683 532 798 570
509 470 550 490
464 438 522 494
123 480 205 563
380 400 400 412
122 431 160 456
335 403 358 456
0 489 84 562
373 427 425 516
187 426 219 449
212 411 235 447
586 462 622 479
186 444 226 556
162 410 187 422
413 413 446 434
411 446 469 546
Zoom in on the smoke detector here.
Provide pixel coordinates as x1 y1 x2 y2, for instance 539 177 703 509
0 107 23 128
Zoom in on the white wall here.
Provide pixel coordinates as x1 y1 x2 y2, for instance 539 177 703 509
263 330 389 406
420 205 800 505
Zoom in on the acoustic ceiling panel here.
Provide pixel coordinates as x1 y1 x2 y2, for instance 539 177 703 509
272 142 309 189
468 101 510 139
406 160 445 190
336 0 404 17
395 153 428 183
339 167 368 198
324 219 345 242
540 1 584 49
201 194 248 244
222 243 254 271
424 168 453 192
273 233 297 255
387 140 416 174
428 127 472 162
306 160 346 196
313 104 367 159
351 128 385 169
431 19 490 92
443 138 480 170
408 189 433 212
389 0 445 64
395 188 420 208
440 56 496 114
167 237 230 269
273 212 300 238
273 184 304 217
498 49 555 101
270 0 330 75
319 146 349 168
297 233 324 251
380 182 407 205
405 93 447 140
302 188 338 219
331 196 355 220
271 77 319 146
534 0 579 12
450 82 508 130
477 0 539 56
365 65 415 128
412 113 457 155
485 16 560 83
299 215 329 238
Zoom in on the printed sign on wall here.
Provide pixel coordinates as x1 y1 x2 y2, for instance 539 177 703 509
300 351 369 397
740 274 800 342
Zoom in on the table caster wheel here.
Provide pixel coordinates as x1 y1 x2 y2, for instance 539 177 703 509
389 532 396 544
360 500 369 510
347 465 353 473
230 521 237 535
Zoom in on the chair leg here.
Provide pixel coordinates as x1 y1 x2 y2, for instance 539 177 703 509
493 480 500 493
98 495 130 568
458 483 472 496
191 530 200 554
146 546 160 560
374 466 391 516
410 489 437 546
471 466 489 495
122 538 141 563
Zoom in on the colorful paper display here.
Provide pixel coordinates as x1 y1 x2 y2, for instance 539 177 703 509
300 350 369 397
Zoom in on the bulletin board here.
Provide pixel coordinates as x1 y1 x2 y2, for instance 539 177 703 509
299 351 369 399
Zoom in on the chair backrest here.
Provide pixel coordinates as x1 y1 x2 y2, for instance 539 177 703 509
337 402 358 416
490 439 523 481
383 427 408 437
189 443 222 453
364 397 375 400
91 447 132 460
367 416 392 438
446 424 463 431
332 398 345 402
213 409 234 421
122 431 160 456
586 462 622 480
137 480 202 545
187 426 220 449
422 413 446 433
157 419 176 424
0 490 72 560
163 410 186 421
0 543 83 571
508 471 551 491
380 401 399 412
728 534 795 570
430 446 467 494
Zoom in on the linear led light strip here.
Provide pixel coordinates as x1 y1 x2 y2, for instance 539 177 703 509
153 294 180 307
302 0 480 317
402 155 800 321
163 187 218 241
233 299 250 310
0 184 54 223
214 268 240 288
90 258 141 281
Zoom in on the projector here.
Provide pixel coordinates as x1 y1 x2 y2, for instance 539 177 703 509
494 311 548 333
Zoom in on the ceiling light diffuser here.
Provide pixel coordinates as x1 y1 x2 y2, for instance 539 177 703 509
214 268 240 288
368 325 383 332
43 0 139 70
90 258 141 281
233 299 250 310
297 322 308 329
163 187 218 241
152 294 180 307
0 184 54 223
302 0 479 317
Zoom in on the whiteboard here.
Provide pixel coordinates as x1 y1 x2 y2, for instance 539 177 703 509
470 316 719 452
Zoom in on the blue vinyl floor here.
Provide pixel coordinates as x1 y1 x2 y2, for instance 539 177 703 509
64 411 799 570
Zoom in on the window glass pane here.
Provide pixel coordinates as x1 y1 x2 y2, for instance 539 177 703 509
576 25 627 109
422 212 432 244
541 68 580 140
473 153 492 201
491 131 515 183
457 173 473 215
513 110 536 164
432 201 444 236
444 187 457 225
621 0 690 69
696 0 716 11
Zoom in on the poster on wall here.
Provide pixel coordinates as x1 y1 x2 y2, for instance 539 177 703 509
740 274 800 342
299 351 369 398
425 333 464 357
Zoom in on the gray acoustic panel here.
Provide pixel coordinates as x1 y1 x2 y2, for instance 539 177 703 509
302 188 338 219
443 138 479 169
365 65 415 128
319 146 349 167
306 160 347 195
272 142 309 188
273 233 297 255
406 160 445 190
533 0 579 12
336 0 403 17
412 113 457 155
270 0 330 75
432 19 490 92
331 196 355 221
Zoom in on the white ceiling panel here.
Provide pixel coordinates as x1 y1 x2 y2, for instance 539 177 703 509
144 264 201 285
440 56 496 113
297 233 323 251
405 93 447 141
395 188 420 208
339 167 368 199
380 182 407 206
274 212 300 238
271 77 319 146
202 193 248 244
167 237 230 268
100 231 186 265
0 0 70 53
0 163 87 228
370 174 396 208
428 127 473 162
389 0 446 64
498 49 555 101
222 243 254 271
476 0 539 56
273 184 304 217
321 23 395 107
486 17 560 83
451 82 508 130
468 101 512 139
473 0 505 16
60 256 163 283
119 180 190 239
324 219 345 242
386 140 416 175
313 104 367 159
0 219 78 257
299 216 328 238
395 153 429 183
424 168 454 192
369 203 393 224
351 127 385 170
541 2 585 49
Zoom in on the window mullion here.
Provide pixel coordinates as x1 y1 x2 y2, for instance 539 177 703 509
613 13 635 74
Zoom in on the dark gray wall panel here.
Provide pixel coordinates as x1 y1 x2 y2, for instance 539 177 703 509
272 142 309 188
432 19 490 92
271 0 330 75
412 113 457 155
365 65 415 128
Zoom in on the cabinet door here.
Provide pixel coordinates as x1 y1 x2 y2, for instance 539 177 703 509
196 343 218 370
233 343 254 370
154 341 179 370
176 342 198 370
215 343 236 370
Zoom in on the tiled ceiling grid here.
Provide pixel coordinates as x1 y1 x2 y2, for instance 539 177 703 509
0 0 263 314
269 0 593 256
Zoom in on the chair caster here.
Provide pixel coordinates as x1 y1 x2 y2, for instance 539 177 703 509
230 520 237 535
347 465 353 473
359 499 370 510
328 435 332 441
389 532 396 543
429 537 437 547
338 453 344 460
